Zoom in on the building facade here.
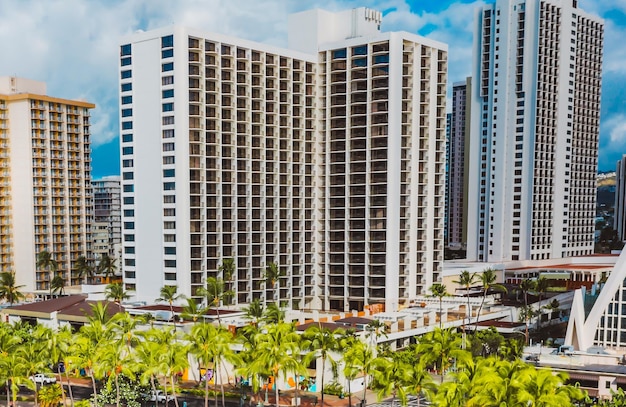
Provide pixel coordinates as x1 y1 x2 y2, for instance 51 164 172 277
616 156 626 242
467 0 603 262
446 78 471 250
119 8 447 311
92 176 122 273
0 77 94 292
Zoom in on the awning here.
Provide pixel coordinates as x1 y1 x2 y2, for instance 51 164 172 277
539 271 571 280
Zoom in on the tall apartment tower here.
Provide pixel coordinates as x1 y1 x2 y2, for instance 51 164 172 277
446 78 471 250
0 77 94 292
616 155 626 241
92 176 122 272
467 0 603 262
120 8 447 311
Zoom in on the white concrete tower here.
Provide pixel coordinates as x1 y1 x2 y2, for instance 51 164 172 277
120 8 447 311
467 0 603 262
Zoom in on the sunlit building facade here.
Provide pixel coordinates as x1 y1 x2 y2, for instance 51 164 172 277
120 8 447 311
467 0 603 262
0 76 94 292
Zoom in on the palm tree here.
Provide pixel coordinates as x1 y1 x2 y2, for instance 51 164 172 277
248 323 301 407
56 327 77 406
88 301 113 324
453 270 477 347
519 279 536 344
105 282 130 304
94 340 134 407
0 271 25 305
405 360 435 407
218 258 236 305
188 323 241 407
135 331 164 399
243 299 264 326
200 277 233 325
535 277 550 327
181 298 207 323
157 285 184 328
158 328 189 407
365 319 388 350
429 283 448 329
74 255 94 285
97 253 117 281
264 262 281 304
20 337 49 407
263 302 285 324
343 339 375 407
474 268 507 332
37 250 58 297
302 324 345 407
50 275 65 296
370 356 412 407
417 328 469 383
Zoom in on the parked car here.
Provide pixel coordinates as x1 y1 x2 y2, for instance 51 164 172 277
29 374 56 385
143 390 174 403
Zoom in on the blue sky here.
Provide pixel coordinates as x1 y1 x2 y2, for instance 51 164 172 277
0 0 624 177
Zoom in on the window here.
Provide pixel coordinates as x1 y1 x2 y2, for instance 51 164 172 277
352 45 367 55
121 82 132 92
164 247 177 255
123 197 134 204
163 169 175 177
163 129 174 138
164 234 176 242
163 182 176 190
121 70 132 79
162 35 174 48
162 76 174 85
122 146 133 155
332 49 347 59
122 134 133 143
123 184 134 192
164 221 176 229
162 103 174 112
121 57 132 66
163 143 175 151
164 208 176 216
164 195 175 203
120 44 131 56
374 54 389 64
124 234 135 242
125 247 135 254
122 108 133 117
164 260 177 268
123 209 135 217
162 116 174 125
162 89 174 98
125 259 136 266
124 222 135 229
122 159 133 168
121 95 132 104
122 172 134 180
122 121 133 130
163 156 175 164
162 49 174 58
162 62 174 72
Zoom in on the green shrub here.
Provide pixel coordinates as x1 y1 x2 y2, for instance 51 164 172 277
322 382 344 396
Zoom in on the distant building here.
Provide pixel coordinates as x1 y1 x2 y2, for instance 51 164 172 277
0 77 94 293
615 157 626 241
119 8 447 311
92 176 122 273
446 78 471 249
467 0 604 262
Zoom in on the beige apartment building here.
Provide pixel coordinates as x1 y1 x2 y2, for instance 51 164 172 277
0 77 94 294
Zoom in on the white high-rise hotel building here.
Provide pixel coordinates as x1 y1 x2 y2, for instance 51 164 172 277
119 8 447 311
467 0 603 262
